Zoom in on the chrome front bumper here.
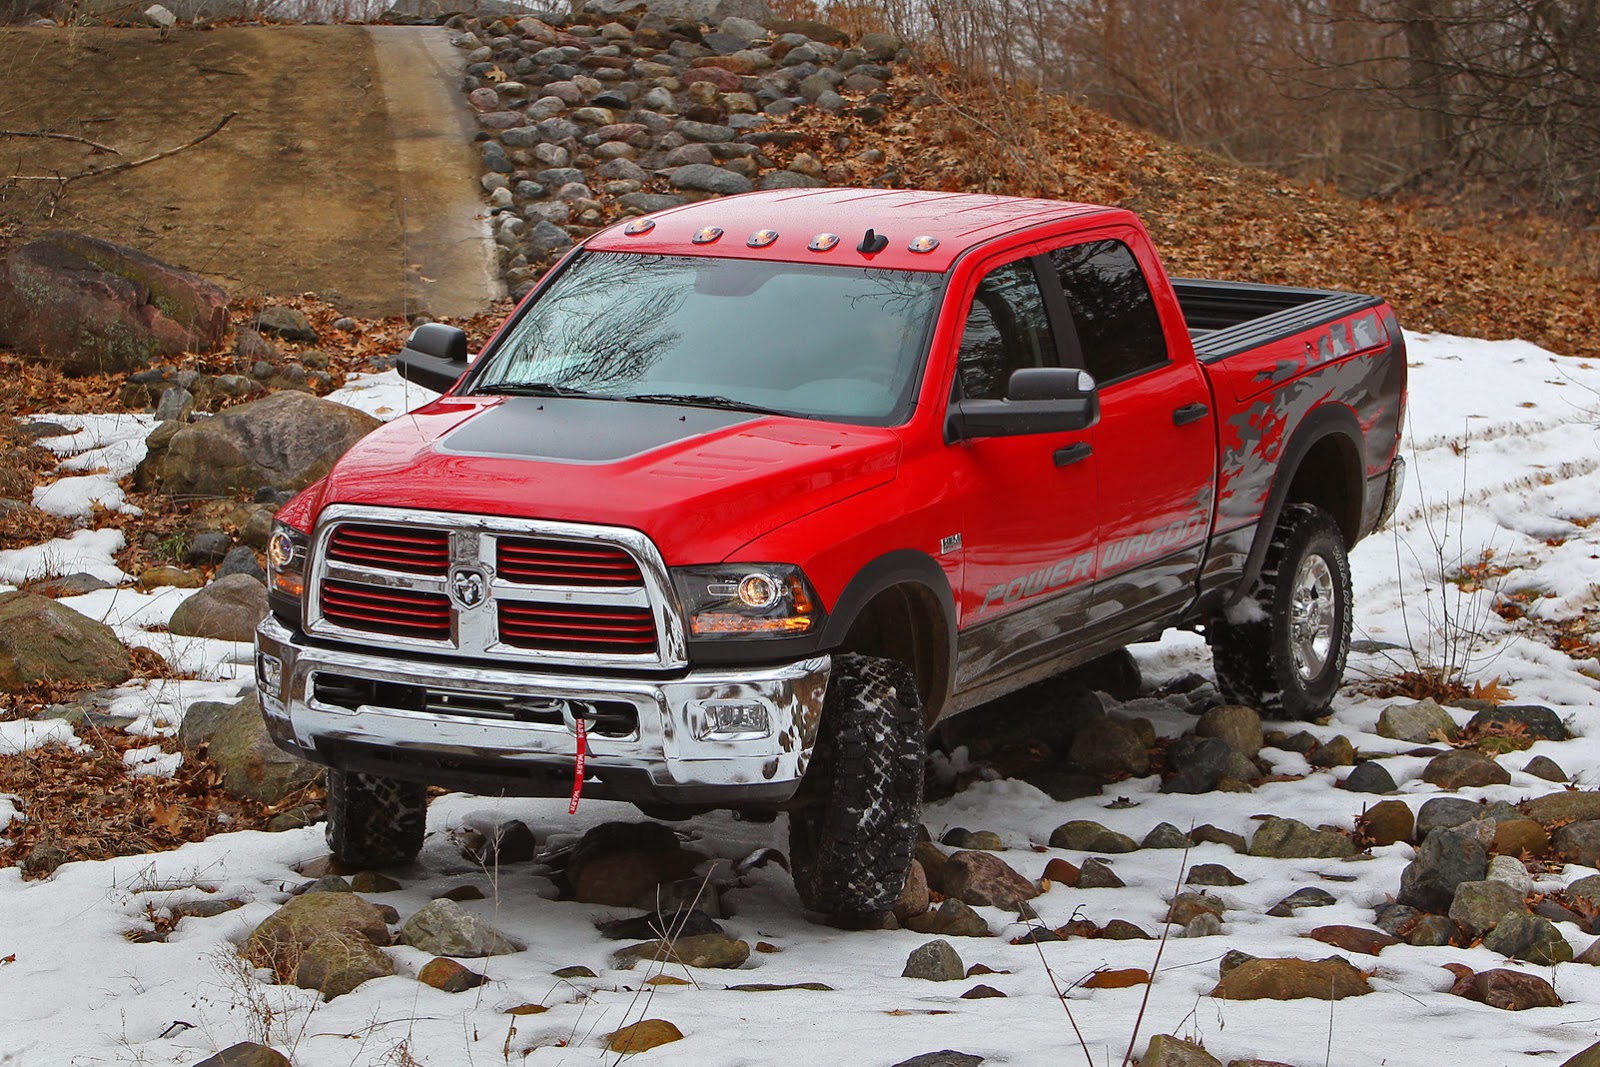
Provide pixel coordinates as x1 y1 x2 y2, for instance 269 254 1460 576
254 615 830 805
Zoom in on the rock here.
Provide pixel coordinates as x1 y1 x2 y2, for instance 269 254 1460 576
1448 879 1526 937
460 819 538 866
152 392 379 497
1374 902 1420 936
894 859 930 921
1020 768 1102 801
611 932 749 969
1376 698 1459 743
1207 956 1370 1001
138 566 205 590
1415 796 1484 839
1577 940 1600 966
1077 858 1125 889
937 851 1039 909
1423 749 1510 788
418 957 488 992
1142 823 1192 849
1049 820 1137 854
1142 1035 1223 1067
26 573 113 598
0 591 132 693
216 546 267 582
185 531 232 566
1167 893 1225 925
552 965 596 979
1308 734 1356 768
244 893 393 978
1398 828 1489 912
167 575 268 642
1182 912 1223 937
191 1045 292 1067
915 840 950 887
605 1019 684 1054
890 1055 983 1067
669 163 754 194
1307 925 1399 955
1191 825 1249 853
196 692 320 805
1467 704 1568 742
0 232 228 374
904 898 991 938
1067 716 1149 777
1525 791 1600 824
1360 799 1414 846
300 875 352 895
1275 887 1337 912
571 845 701 907
1524 755 1567 782
1196 704 1262 758
400 899 524 957
1163 737 1250 794
1562 1042 1600 1067
1554 820 1600 867
1248 817 1355 858
349 871 402 894
1406 915 1459 946
293 931 394 1000
596 909 723 941
1483 911 1573 964
154 386 194 422
1186 864 1246 887
1343 761 1397 794
1460 968 1562 1010
1100 919 1152 939
1486 854 1534 895
1042 858 1079 886
903 939 964 981
255 306 316 343
1568 874 1600 911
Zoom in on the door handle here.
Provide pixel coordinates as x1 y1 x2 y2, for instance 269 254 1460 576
1172 402 1209 426
1053 442 1092 467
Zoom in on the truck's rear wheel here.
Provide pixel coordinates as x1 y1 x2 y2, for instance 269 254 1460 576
789 653 925 927
1210 503 1352 721
325 769 428 868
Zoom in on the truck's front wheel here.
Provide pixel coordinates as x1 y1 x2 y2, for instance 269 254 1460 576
789 653 925 927
1210 503 1352 721
325 769 428 868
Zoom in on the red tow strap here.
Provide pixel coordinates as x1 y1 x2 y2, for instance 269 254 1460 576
568 716 587 814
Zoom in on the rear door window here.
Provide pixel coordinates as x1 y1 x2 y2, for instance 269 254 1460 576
1050 240 1167 384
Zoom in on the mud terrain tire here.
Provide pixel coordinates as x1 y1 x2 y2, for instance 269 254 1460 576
1211 503 1353 721
789 653 925 927
325 769 428 868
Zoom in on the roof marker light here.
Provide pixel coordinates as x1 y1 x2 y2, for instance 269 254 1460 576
747 229 779 248
809 233 840 252
692 226 724 244
909 235 940 253
623 218 656 236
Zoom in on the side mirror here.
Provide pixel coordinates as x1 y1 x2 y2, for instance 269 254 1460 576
396 323 470 393
946 367 1100 441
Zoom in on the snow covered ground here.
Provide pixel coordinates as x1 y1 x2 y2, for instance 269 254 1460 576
2 333 1599 1066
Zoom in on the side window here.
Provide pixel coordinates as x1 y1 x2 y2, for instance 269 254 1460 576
1050 239 1168 384
956 259 1057 400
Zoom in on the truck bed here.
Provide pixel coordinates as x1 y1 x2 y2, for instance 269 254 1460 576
1173 278 1386 363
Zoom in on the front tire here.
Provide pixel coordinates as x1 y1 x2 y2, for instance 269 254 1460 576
789 653 925 927
325 769 428 868
1210 503 1352 721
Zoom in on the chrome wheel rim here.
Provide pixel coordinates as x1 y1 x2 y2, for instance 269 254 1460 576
1290 554 1336 682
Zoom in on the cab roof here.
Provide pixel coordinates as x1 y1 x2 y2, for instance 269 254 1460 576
584 188 1121 272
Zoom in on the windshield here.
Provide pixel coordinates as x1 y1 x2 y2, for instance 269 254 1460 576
470 251 943 423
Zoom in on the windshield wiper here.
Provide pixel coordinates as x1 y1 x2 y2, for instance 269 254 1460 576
621 392 790 416
474 382 607 399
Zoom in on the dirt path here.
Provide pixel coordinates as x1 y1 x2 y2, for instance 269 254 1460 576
0 25 499 317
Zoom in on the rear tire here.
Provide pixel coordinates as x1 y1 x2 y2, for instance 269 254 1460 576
325 769 428 868
789 653 925 927
1210 503 1352 721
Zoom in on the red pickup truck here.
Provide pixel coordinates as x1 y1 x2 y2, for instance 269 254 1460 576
255 188 1405 924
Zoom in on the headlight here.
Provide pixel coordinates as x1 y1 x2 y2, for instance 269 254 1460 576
671 564 823 638
266 522 309 601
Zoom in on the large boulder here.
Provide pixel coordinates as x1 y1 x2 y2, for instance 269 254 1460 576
244 892 393 978
180 691 320 805
167 575 268 642
0 232 227 374
149 391 379 497
0 591 131 692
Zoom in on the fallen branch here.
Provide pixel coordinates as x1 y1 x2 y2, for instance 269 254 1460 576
0 129 121 155
7 111 238 187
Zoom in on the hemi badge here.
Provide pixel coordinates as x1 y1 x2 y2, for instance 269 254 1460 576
940 533 962 555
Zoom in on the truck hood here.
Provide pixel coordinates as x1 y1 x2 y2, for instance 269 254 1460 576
315 395 902 563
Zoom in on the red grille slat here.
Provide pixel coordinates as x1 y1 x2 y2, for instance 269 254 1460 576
497 537 643 586
321 579 451 639
498 601 658 653
328 524 450 576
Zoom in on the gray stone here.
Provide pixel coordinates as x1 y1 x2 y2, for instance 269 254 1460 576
1186 864 1246 887
191 1044 291 1067
1466 704 1568 742
1181 912 1222 937
1373 902 1420 936
186 531 232 566
902 939 964 981
1554 820 1600 867
1398 828 1489 912
610 931 749 969
196 692 320 805
1423 748 1511 788
890 1054 983 1067
256 306 316 343
1375 698 1459 743
153 386 194 422
400 899 524 958
1190 824 1249 852
1142 1035 1222 1067
1416 797 1485 839
1163 737 1257 794
293 931 394 1000
0 591 132 693
168 575 267 642
525 220 574 256
1273 886 1337 913
1077 858 1125 889
758 169 824 190
1067 716 1150 778
216 546 266 582
1567 874 1600 911
1524 755 1567 782
1142 822 1192 849
903 897 990 938
1482 911 1573 964
1196 704 1263 758
675 120 737 143
669 163 753 195
1049 820 1137 854
1448 879 1527 937
1406 914 1459 946
1248 817 1355 859
244 892 392 977
618 192 690 214
1525 791 1600 824
1486 854 1534 896
1343 761 1398 794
